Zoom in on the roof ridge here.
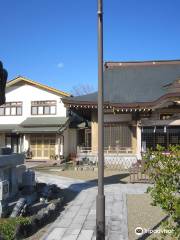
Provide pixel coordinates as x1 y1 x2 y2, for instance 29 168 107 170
105 59 180 68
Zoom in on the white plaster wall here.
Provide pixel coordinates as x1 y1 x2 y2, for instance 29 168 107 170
0 84 67 124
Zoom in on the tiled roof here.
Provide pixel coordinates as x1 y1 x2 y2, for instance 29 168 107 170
63 60 180 106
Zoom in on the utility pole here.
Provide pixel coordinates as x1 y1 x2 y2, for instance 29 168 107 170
96 0 105 239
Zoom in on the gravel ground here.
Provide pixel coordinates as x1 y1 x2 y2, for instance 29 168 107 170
33 167 130 183
127 194 172 240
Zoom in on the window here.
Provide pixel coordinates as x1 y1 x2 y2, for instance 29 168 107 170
0 102 22 116
0 108 4 116
44 106 50 115
32 106 38 115
31 100 56 115
104 123 132 148
142 126 180 150
50 106 56 114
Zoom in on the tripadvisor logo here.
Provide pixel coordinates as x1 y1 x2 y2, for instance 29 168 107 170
135 227 143 236
135 227 174 236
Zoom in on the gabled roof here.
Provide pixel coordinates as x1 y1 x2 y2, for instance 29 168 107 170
6 76 70 97
63 60 180 108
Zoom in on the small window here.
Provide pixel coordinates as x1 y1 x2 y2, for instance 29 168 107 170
32 106 38 115
50 106 56 114
0 108 4 116
38 106 43 115
17 107 22 115
5 107 10 116
11 107 16 115
44 106 50 115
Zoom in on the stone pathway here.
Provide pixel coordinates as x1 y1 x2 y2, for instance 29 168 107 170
37 172 149 240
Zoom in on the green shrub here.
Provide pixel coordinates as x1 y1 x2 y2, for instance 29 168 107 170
144 145 180 239
0 217 30 240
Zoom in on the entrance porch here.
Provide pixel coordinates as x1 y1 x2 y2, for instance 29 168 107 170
75 118 140 169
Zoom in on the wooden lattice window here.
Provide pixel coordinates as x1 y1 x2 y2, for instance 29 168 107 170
104 123 132 148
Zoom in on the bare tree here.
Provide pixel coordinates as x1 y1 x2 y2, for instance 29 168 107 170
71 83 95 96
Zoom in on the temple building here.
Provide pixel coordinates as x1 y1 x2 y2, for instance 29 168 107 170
63 60 180 167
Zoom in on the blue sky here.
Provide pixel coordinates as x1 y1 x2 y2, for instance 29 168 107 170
1 0 180 94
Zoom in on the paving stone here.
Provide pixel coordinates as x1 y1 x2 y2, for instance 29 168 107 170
61 235 78 240
111 220 122 226
83 222 96 229
44 227 66 240
64 211 78 219
110 225 122 231
63 228 81 238
69 224 83 229
86 215 96 221
72 216 86 224
77 209 89 216
77 230 94 240
88 209 96 215
108 232 124 240
39 173 149 240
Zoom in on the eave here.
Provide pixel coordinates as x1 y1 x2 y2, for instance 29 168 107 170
62 92 180 112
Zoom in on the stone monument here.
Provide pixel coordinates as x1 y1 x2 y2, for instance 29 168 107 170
0 61 26 217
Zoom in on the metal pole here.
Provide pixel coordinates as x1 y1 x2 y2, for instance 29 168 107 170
96 0 105 239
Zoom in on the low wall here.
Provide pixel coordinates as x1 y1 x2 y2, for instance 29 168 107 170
77 153 137 169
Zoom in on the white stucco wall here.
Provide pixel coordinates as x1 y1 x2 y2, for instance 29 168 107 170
0 84 67 124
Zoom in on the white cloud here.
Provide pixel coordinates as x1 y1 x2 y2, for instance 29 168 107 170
57 62 64 69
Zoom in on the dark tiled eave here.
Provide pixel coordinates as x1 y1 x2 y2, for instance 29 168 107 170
63 92 180 111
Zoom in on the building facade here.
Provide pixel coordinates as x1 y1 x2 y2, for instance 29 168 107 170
63 60 180 168
0 76 75 160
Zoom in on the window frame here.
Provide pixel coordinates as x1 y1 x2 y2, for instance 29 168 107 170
31 100 57 116
0 102 23 116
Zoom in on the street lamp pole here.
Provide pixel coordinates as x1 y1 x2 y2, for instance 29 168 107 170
96 0 105 239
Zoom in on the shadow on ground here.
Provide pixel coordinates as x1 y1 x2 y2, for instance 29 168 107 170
137 215 169 240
